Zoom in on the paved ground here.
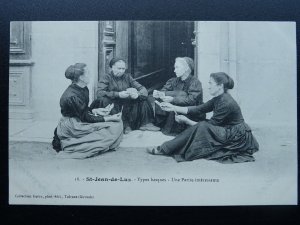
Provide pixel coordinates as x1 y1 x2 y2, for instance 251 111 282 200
8 120 298 205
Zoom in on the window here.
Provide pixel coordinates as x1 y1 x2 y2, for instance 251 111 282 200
10 21 31 59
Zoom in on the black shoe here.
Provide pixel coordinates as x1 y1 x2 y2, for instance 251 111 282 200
124 126 132 134
146 146 163 155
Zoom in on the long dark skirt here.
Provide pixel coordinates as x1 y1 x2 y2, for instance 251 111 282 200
160 121 259 163
56 117 123 159
154 104 206 136
90 96 154 130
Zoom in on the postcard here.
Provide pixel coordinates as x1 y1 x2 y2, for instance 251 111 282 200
9 21 297 205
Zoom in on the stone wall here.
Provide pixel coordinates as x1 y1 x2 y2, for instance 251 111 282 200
196 21 297 126
31 21 99 121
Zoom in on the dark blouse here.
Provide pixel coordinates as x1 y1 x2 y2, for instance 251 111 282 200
188 93 244 126
97 72 148 100
161 75 203 106
60 84 105 123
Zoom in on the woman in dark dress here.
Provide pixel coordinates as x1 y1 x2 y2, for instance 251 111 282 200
153 57 205 136
53 63 123 159
147 72 259 163
93 57 160 134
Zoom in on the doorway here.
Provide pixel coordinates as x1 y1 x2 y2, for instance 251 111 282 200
98 21 195 92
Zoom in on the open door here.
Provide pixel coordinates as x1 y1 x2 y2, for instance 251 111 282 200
98 21 195 92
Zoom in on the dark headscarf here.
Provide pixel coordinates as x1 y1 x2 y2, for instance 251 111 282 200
109 57 126 68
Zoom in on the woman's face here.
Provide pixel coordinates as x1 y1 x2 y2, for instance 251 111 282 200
208 77 223 96
79 67 90 85
112 61 126 77
174 61 188 77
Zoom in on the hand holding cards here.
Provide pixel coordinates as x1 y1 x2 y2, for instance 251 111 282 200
155 100 175 112
92 103 114 116
175 115 188 124
153 90 165 99
126 88 139 99
119 91 130 98
160 95 174 103
105 103 114 112
104 112 122 122
154 100 163 108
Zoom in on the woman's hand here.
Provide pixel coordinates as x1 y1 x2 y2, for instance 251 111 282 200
119 91 130 98
153 90 165 99
160 96 174 103
92 108 110 116
106 103 114 112
175 115 197 126
126 88 139 99
129 92 139 99
159 102 176 112
104 113 122 122
158 101 189 115
92 103 114 116
175 115 189 124
153 90 160 98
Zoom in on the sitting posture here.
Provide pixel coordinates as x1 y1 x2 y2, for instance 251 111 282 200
52 63 123 159
92 57 160 134
153 57 205 136
148 72 259 164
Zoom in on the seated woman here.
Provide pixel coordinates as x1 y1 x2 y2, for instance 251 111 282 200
153 57 205 136
92 57 160 134
147 72 259 164
52 63 123 159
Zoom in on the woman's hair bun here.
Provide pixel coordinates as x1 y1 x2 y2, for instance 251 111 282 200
226 75 234 89
65 65 76 80
210 72 234 91
65 63 86 82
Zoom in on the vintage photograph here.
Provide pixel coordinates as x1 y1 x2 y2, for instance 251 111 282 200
8 21 297 205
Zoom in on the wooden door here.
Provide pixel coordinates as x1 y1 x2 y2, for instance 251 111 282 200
9 22 34 119
102 21 195 91
168 21 195 60
128 21 168 90
98 21 116 81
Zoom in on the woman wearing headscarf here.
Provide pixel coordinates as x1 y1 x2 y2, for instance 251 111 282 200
52 63 123 159
153 57 205 136
147 72 259 164
93 57 160 134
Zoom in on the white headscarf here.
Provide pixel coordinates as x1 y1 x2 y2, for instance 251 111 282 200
175 57 191 74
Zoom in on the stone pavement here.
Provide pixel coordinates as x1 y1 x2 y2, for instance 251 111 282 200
9 119 297 149
8 119 298 205
9 119 174 147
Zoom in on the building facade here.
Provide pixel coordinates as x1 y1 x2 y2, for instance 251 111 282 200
9 21 297 127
